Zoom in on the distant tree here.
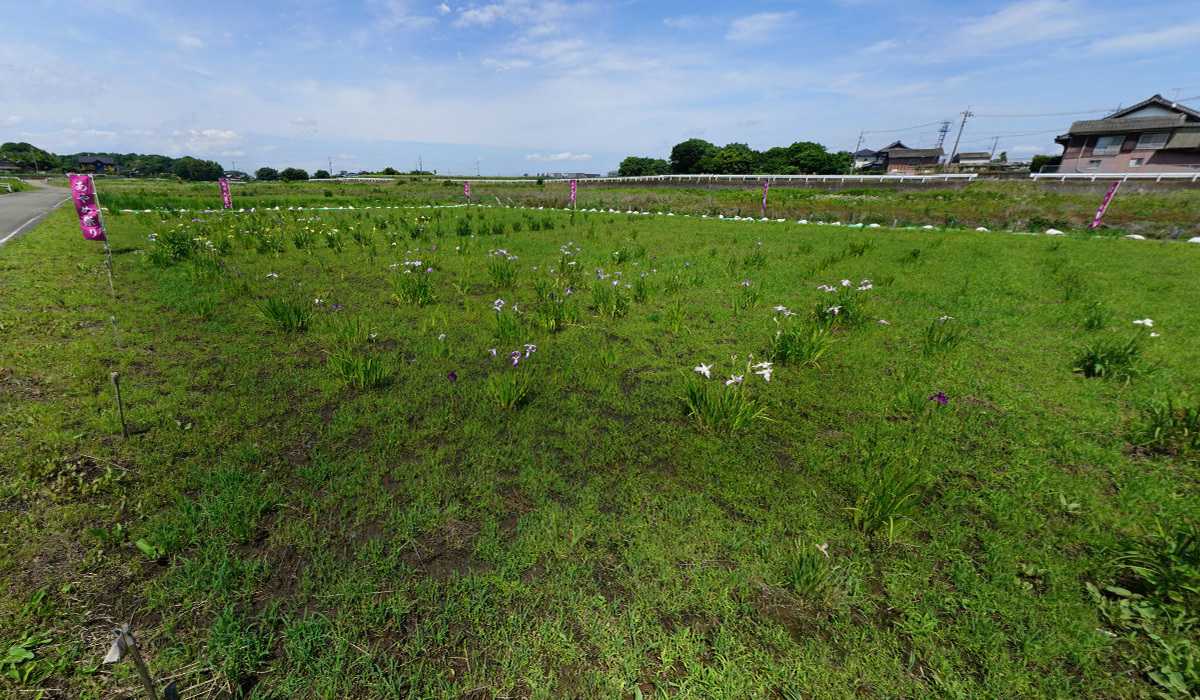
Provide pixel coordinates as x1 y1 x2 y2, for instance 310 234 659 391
709 143 757 174
172 156 223 181
784 141 849 174
312 169 331 179
255 167 279 181
279 167 309 181
996 151 1008 163
1029 155 1061 173
381 166 399 176
1 142 60 171
617 156 671 177
670 138 717 174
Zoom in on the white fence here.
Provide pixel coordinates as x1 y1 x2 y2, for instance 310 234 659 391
315 173 980 185
1031 172 1200 182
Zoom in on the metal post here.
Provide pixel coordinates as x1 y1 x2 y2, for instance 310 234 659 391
111 372 129 439
121 629 161 700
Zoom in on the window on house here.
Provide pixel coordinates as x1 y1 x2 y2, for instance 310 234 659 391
1086 160 1102 170
1092 135 1123 156
1136 132 1169 150
1129 157 1145 167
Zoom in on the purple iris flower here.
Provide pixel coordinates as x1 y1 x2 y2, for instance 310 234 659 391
928 392 948 404
447 371 457 381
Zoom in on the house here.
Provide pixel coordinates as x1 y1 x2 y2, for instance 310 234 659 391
77 156 117 173
878 141 944 173
952 152 991 165
1053 94 1200 173
0 158 21 173
852 149 883 171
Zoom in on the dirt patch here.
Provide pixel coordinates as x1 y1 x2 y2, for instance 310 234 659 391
400 520 489 582
0 367 47 399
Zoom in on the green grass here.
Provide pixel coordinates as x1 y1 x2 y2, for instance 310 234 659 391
1 186 1199 699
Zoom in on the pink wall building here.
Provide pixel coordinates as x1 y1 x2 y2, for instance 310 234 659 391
1054 95 1200 174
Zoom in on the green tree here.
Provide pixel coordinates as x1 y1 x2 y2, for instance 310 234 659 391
381 166 399 176
0 142 60 171
312 169 331 180
669 138 717 174
172 156 223 181
1029 155 1060 173
617 156 671 177
709 143 757 174
785 141 849 174
255 167 280 181
279 167 309 181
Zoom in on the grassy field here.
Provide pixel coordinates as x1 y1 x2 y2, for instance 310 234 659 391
85 177 1200 238
1 178 35 194
1 184 1199 699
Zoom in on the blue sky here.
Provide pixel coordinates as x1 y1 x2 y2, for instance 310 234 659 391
4 0 1200 175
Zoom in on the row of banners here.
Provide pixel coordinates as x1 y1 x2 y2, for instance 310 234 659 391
67 176 1123 244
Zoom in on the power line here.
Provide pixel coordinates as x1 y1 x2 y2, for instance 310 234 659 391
863 119 954 135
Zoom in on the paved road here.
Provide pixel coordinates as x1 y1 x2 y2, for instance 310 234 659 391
0 180 71 250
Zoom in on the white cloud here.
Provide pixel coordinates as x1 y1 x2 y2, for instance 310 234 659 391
957 0 1084 47
1089 21 1200 53
436 3 450 14
726 12 795 43
177 34 205 49
369 0 438 28
663 16 705 30
523 152 591 162
291 117 318 125
220 149 245 157
860 39 899 54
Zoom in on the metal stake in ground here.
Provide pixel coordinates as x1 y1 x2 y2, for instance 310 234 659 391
110 316 120 348
111 372 129 438
103 624 161 700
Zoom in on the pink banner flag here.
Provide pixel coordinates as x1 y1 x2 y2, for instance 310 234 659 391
570 179 577 202
68 174 107 242
464 182 471 199
761 178 770 218
1087 181 1121 229
219 179 232 209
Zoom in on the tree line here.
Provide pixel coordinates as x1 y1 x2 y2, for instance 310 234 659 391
618 138 852 177
0 142 231 181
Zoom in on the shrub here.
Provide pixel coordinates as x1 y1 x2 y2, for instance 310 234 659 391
922 317 967 355
784 545 833 599
1072 335 1150 380
768 323 834 367
682 379 768 432
487 371 533 408
1133 397 1200 455
848 455 926 542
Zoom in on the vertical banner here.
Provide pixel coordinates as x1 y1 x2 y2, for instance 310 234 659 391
570 179 577 204
464 182 471 201
761 178 770 218
68 174 107 241
1087 181 1121 229
219 179 232 209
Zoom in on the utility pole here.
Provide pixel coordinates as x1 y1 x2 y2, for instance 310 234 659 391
328 156 333 175
935 120 951 150
989 136 1000 159
948 107 972 171
418 155 422 173
851 130 865 173
476 158 481 177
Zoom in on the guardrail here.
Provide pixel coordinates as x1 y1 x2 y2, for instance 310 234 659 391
1031 172 1200 182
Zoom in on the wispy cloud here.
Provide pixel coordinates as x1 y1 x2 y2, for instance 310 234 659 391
1088 21 1200 53
726 12 795 43
524 152 592 162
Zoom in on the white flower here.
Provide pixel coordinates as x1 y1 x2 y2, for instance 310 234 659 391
816 542 830 558
494 299 505 306
694 363 712 378
878 319 890 325
841 279 852 286
726 375 744 386
826 306 842 315
857 284 873 291
266 273 278 278
1150 332 1160 337
438 334 446 340
755 368 772 382
1132 318 1154 327
773 305 788 312
753 361 772 370
939 315 955 323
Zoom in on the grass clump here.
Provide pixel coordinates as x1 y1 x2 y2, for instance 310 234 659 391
1073 334 1150 380
1133 397 1200 456
921 316 967 355
389 272 434 306
256 295 313 332
682 377 768 432
327 350 392 389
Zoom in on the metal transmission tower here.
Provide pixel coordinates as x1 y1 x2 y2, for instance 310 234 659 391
935 120 951 149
